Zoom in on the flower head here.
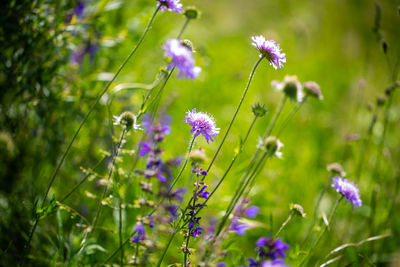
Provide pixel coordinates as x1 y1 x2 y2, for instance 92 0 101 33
327 162 346 177
256 236 290 260
303 81 323 100
290 203 306 217
113 111 140 131
184 108 220 143
251 35 286 69
131 223 146 243
271 75 304 102
163 39 201 79
157 0 183 13
259 136 284 158
332 176 362 208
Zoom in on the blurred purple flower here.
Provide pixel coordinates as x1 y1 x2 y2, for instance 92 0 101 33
131 223 146 243
163 39 201 79
245 206 260 218
261 259 288 267
157 0 183 13
251 35 286 69
184 108 220 143
332 176 362 208
231 219 248 236
138 141 152 156
170 187 186 202
197 185 210 199
216 263 226 267
256 236 290 260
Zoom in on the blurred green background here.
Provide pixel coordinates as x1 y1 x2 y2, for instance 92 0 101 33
1 0 399 265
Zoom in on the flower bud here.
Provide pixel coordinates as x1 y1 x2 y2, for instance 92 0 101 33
189 147 207 163
376 95 386 107
262 136 283 158
184 6 200 20
251 103 268 117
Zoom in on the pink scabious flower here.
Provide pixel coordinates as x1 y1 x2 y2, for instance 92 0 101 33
184 108 220 143
163 39 201 79
332 176 362 208
251 35 286 69
157 0 183 13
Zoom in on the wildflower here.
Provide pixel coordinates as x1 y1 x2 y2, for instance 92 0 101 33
131 223 146 243
157 0 183 13
197 185 210 199
258 136 284 158
261 259 289 267
189 147 207 163
303 81 323 100
332 176 362 208
327 162 346 177
271 75 304 102
113 111 140 131
163 39 201 79
184 6 200 19
256 236 290 260
290 203 306 217
251 35 286 69
245 206 260 218
252 103 268 117
230 199 259 235
216 263 226 267
184 109 220 143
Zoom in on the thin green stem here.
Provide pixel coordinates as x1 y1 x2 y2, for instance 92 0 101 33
177 18 191 39
275 212 294 237
206 57 264 174
82 129 126 251
276 97 304 138
26 6 160 248
300 196 343 266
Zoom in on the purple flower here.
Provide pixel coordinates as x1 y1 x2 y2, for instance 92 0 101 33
216 263 226 267
256 236 290 260
157 0 183 13
166 204 179 219
251 36 286 69
184 108 220 143
193 226 203 240
131 223 146 243
231 219 248 236
197 185 210 199
170 187 186 202
332 176 362 208
138 141 152 156
245 206 259 218
261 259 288 267
163 39 201 79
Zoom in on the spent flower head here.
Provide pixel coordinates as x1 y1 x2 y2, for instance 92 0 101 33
290 203 306 217
303 81 323 100
184 108 220 143
251 35 286 69
258 136 284 158
332 176 362 208
157 0 183 13
113 111 140 131
163 39 201 79
271 75 304 102
327 162 346 177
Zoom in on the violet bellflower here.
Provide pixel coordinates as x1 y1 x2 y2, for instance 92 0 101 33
251 35 286 69
184 108 220 143
163 39 201 79
157 0 183 13
332 176 362 208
